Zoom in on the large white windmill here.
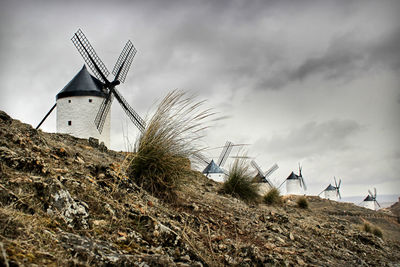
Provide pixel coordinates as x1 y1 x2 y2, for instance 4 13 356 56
318 177 341 201
361 188 381 210
251 161 279 195
36 29 146 147
279 164 307 195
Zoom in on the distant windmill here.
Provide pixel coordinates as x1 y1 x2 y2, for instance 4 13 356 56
199 141 234 182
361 188 380 210
36 29 145 147
318 177 341 201
251 161 279 195
279 163 307 195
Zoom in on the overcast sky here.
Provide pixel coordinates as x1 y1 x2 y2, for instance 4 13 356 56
1 0 399 199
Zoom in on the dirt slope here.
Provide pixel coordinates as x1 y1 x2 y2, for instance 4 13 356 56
0 110 400 266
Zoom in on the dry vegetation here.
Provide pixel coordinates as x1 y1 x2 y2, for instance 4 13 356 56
263 188 282 205
221 157 260 203
1 106 400 266
128 90 214 202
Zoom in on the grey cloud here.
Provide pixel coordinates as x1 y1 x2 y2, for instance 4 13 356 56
255 119 363 159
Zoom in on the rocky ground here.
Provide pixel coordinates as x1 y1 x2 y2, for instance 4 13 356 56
0 110 400 266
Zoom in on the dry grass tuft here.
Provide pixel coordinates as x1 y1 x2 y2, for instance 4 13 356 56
362 222 383 238
296 196 309 209
222 156 260 203
263 188 282 205
128 90 215 202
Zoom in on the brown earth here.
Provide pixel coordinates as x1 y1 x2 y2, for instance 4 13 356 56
0 110 400 266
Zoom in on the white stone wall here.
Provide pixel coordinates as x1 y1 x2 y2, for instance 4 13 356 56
56 96 110 147
324 190 338 200
362 200 376 210
286 179 301 195
205 173 226 183
258 183 273 196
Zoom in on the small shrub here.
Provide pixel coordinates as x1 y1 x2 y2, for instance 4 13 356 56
296 196 309 209
263 188 282 205
362 222 372 233
362 222 383 238
372 226 383 238
128 90 214 202
222 157 259 203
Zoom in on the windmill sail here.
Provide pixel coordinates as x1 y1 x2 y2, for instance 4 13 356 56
264 163 279 178
112 40 137 83
251 160 264 177
217 141 233 167
71 29 109 83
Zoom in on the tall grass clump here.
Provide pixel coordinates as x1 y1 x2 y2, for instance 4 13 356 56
263 188 282 205
362 222 383 238
128 90 215 201
222 157 260 203
296 196 309 209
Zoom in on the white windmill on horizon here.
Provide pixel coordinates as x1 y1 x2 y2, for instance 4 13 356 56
36 29 146 147
361 188 381 210
251 160 279 195
318 177 342 201
278 164 307 195
199 141 234 182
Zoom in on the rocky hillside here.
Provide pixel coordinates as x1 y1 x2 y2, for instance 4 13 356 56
0 110 400 266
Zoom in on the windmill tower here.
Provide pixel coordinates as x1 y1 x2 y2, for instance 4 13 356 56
251 161 279 195
318 177 341 201
36 29 146 147
361 188 380 210
200 141 234 182
279 164 307 195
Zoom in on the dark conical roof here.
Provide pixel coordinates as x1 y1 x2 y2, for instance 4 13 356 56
286 171 299 180
56 65 106 100
202 160 224 174
363 195 374 201
325 184 336 191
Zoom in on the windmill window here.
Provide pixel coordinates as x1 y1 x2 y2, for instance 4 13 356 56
68 100 71 103
89 99 92 103
68 121 72 126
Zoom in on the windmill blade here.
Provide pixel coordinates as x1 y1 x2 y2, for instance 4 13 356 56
94 93 114 133
337 190 342 199
374 187 377 198
251 160 265 177
338 179 341 189
368 189 374 197
264 163 279 178
112 88 146 133
278 179 286 189
301 177 307 191
36 103 57 129
334 176 338 188
112 40 137 83
71 29 110 84
217 141 233 167
317 189 325 197
193 152 211 166
375 200 381 208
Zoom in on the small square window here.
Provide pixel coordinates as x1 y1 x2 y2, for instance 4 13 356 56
89 99 92 103
68 100 71 103
68 121 72 126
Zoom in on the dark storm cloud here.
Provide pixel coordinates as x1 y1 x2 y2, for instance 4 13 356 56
254 119 363 159
288 28 400 83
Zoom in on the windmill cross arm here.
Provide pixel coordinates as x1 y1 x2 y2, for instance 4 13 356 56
94 93 114 133
112 40 137 83
113 88 146 133
251 160 264 177
217 141 233 167
71 29 110 84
